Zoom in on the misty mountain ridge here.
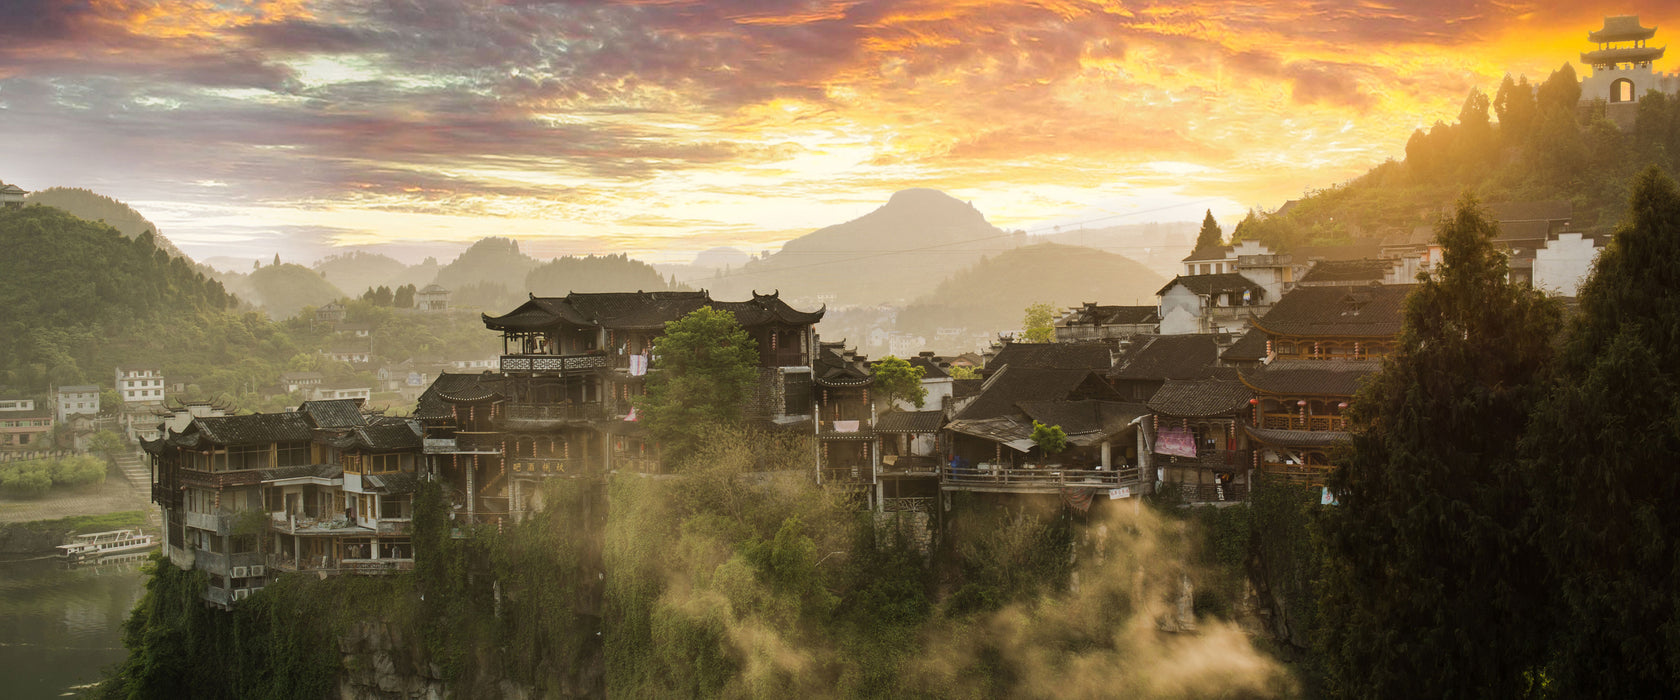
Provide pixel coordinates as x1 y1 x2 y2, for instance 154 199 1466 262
894 242 1168 345
709 188 1022 305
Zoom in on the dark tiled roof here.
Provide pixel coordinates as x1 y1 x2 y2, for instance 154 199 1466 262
191 412 314 445
1156 273 1264 298
298 399 366 428
985 341 1112 374
1148 379 1253 417
483 290 822 332
1496 220 1551 243
1254 284 1413 338
362 472 419 494
956 367 1101 421
1058 304 1159 327
951 379 984 399
325 420 422 451
874 409 944 433
260 463 343 482
1109 334 1227 381
1299 259 1392 285
1221 329 1269 363
1017 400 1147 436
1239 360 1381 397
416 373 503 420
1244 425 1351 448
904 353 950 379
815 342 872 386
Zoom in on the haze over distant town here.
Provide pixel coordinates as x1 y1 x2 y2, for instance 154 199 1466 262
3 0 1668 264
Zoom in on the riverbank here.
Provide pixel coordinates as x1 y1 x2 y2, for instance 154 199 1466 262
0 510 150 554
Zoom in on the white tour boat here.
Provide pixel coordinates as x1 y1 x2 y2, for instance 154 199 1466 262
57 529 158 562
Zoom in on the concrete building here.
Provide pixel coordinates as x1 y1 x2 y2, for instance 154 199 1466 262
55 385 101 422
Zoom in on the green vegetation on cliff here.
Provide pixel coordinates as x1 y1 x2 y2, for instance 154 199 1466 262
1233 64 1680 250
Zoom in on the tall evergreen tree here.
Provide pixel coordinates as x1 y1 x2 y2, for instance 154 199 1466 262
1528 167 1680 695
1318 196 1561 698
1194 209 1223 251
632 306 759 460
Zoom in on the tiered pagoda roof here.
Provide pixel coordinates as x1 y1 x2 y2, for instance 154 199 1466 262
1584 16 1663 65
483 290 823 332
1590 15 1657 43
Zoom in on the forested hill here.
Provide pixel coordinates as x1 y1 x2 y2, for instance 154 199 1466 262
25 187 189 259
895 242 1167 342
525 253 679 296
1233 63 1680 250
0 205 234 390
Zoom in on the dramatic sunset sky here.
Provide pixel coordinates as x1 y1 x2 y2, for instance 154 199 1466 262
0 1 1672 264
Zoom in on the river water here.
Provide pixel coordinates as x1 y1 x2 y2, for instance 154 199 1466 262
0 553 147 698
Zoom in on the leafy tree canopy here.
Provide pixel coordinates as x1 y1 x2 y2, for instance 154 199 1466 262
1021 302 1056 343
871 355 927 409
633 307 760 459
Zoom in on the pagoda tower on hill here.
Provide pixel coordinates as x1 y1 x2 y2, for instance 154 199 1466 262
1580 15 1680 127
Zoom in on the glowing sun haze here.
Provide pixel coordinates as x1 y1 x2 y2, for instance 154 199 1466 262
0 1 1668 264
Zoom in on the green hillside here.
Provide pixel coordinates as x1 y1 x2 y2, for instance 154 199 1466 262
313 251 412 295
217 263 346 320
1234 64 1680 249
896 242 1166 342
434 237 538 309
0 206 234 390
525 253 680 296
24 187 188 259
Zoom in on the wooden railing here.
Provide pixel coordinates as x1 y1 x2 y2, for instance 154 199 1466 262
1259 414 1348 431
880 455 940 474
1261 461 1335 485
943 465 1140 490
502 402 605 423
822 465 875 484
499 353 611 373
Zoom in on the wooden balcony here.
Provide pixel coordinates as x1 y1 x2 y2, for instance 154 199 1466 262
1261 461 1335 486
822 465 875 484
501 402 606 424
879 455 940 475
499 353 611 374
1259 413 1348 432
1163 449 1253 471
943 465 1140 494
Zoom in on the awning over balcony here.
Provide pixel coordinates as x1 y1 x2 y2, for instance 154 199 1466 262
1244 424 1351 448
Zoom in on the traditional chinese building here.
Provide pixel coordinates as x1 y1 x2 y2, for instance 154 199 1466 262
1239 283 1411 485
144 399 421 606
419 291 824 522
1580 15 1680 129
